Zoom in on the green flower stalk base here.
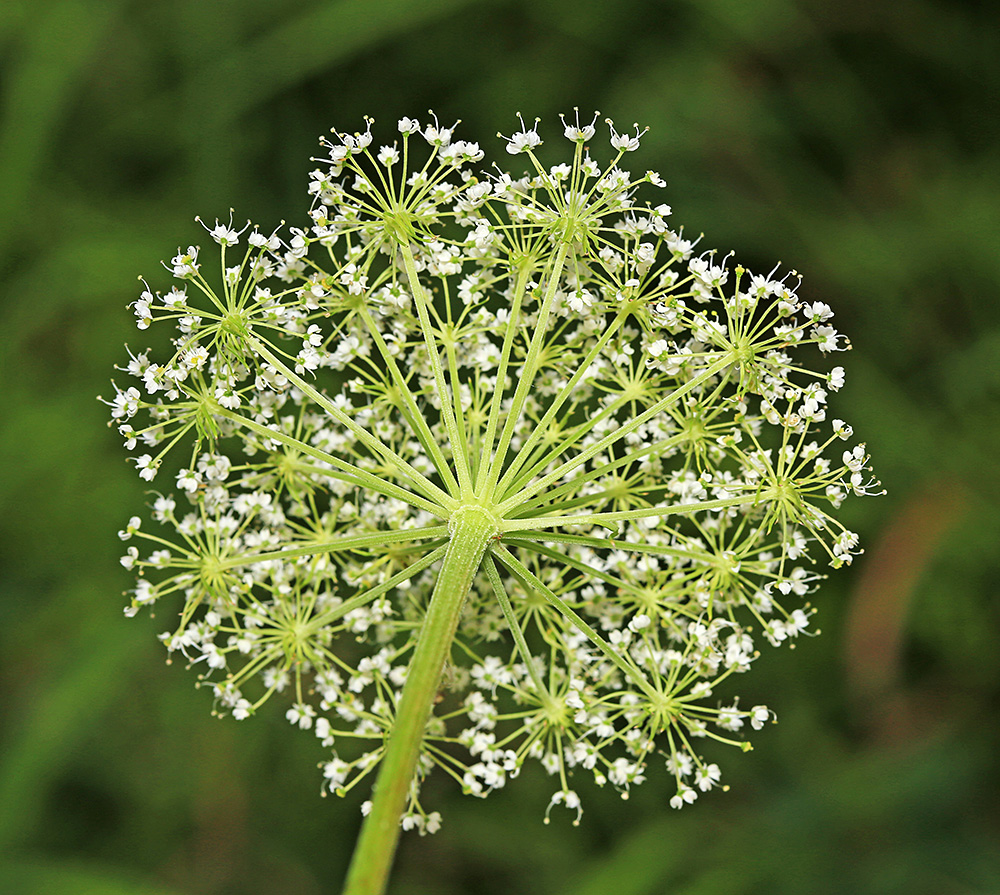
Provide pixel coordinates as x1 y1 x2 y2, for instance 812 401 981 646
107 111 881 895
344 506 497 895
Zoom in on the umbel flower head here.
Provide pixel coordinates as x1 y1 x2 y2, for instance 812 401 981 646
107 111 880 834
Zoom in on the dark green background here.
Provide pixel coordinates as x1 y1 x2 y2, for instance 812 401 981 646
1 1 998 892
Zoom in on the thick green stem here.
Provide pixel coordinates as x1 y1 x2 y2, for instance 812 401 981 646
341 505 498 895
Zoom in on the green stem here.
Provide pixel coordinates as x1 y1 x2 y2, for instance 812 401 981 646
216 408 446 517
495 354 733 515
249 337 456 511
483 555 548 698
482 242 569 499
220 524 449 570
491 544 656 700
494 307 626 495
501 494 753 532
474 263 530 494
341 506 498 895
356 303 461 497
400 245 474 498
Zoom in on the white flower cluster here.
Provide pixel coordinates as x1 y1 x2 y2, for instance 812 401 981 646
106 113 880 831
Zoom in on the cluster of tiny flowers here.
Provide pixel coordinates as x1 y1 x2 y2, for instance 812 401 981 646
107 111 880 832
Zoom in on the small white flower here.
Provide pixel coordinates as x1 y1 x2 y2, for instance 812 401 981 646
134 454 157 481
215 385 241 410
120 546 139 569
545 789 582 825
131 296 152 330
176 468 201 492
560 108 598 142
286 703 316 730
628 613 651 632
377 145 399 167
502 114 542 154
843 444 867 471
169 245 200 278
832 418 854 440
198 212 249 247
422 114 453 147
694 763 721 792
750 705 773 730
117 516 142 540
670 786 698 809
607 119 647 152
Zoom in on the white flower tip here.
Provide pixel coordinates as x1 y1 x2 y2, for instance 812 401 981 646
560 108 598 142
503 113 542 154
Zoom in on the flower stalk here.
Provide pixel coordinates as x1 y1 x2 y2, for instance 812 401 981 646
343 506 498 895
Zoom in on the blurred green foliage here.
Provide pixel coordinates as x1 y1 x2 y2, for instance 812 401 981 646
1 0 998 892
